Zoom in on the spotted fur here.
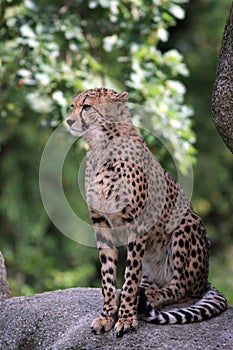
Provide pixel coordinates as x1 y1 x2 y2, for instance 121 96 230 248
66 88 227 337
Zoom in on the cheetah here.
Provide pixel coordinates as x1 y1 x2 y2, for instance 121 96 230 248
66 87 227 337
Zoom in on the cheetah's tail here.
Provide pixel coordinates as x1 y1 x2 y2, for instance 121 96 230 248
137 285 227 325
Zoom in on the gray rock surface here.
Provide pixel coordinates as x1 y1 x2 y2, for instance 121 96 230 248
0 287 232 350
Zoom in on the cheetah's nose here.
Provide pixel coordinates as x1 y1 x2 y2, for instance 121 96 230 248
66 119 75 127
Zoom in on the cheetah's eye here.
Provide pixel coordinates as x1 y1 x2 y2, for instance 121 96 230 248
82 104 91 111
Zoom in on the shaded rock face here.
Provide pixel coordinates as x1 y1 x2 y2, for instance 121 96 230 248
0 287 232 350
0 252 11 303
212 3 233 153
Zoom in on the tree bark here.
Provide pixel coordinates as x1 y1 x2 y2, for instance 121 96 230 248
212 3 233 153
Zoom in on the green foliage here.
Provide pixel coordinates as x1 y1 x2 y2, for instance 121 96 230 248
1 0 195 166
209 249 233 305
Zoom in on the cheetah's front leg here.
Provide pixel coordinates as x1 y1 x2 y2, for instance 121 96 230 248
114 237 146 337
91 246 119 334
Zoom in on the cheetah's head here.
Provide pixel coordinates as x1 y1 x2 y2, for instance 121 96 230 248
65 88 129 139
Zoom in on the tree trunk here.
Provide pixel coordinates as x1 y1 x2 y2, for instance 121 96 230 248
212 3 233 153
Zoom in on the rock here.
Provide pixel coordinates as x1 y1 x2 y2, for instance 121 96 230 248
212 3 233 153
0 251 11 302
0 287 232 350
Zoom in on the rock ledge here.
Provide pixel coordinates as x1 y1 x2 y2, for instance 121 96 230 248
0 287 232 350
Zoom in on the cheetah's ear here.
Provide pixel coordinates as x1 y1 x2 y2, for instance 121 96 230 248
114 91 129 102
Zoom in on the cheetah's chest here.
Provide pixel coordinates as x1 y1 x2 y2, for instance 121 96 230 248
142 234 173 287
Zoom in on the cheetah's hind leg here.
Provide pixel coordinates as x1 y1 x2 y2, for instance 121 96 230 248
137 282 188 318
137 287 154 319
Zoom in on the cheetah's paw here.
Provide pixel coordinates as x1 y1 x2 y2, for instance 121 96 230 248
114 317 138 338
91 315 115 334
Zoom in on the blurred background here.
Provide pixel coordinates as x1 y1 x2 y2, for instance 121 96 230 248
0 0 232 303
